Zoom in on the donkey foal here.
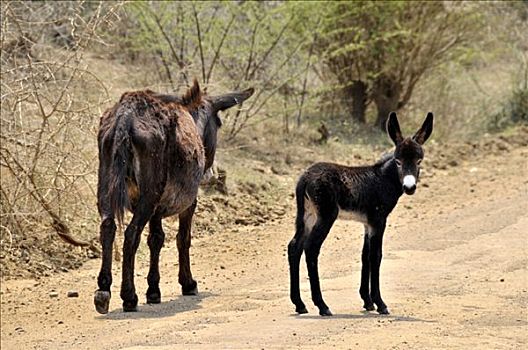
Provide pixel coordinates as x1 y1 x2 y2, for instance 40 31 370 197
288 112 434 316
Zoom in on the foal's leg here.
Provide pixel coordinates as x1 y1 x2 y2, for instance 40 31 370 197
177 200 198 295
369 220 389 314
288 220 307 314
359 226 375 311
304 205 338 316
146 212 165 304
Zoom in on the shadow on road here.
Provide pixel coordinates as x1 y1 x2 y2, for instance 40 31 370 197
96 291 216 320
292 311 436 323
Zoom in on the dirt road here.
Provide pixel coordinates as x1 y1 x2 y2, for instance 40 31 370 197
1 146 527 349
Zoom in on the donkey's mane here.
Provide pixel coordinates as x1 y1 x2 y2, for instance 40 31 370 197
375 151 394 166
152 93 182 104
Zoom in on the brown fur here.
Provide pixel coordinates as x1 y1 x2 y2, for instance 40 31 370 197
94 81 254 314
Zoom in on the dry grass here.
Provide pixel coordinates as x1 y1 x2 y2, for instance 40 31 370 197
1 1 526 279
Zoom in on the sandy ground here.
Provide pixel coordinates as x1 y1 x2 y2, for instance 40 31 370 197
1 146 527 349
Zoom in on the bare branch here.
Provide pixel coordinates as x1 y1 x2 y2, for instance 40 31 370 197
205 14 235 84
192 4 206 84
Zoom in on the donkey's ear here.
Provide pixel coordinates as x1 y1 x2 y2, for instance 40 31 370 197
181 78 203 109
211 87 255 111
413 112 434 145
386 112 403 145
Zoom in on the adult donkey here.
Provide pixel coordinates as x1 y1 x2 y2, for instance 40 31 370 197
288 112 433 316
94 80 254 313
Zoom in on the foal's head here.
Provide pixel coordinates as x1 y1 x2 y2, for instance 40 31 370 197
386 112 434 195
182 80 254 171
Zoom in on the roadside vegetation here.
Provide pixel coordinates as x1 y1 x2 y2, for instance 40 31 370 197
1 1 526 278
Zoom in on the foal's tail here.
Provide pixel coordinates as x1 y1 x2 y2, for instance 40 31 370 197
109 115 132 226
294 177 307 238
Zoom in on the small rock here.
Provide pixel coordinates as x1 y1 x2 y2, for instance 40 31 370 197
496 141 511 151
58 320 64 325
67 290 79 298
270 165 288 175
500 278 505 282
49 291 59 298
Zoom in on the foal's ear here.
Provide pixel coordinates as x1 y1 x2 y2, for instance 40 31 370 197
211 87 255 111
386 112 403 145
413 112 434 145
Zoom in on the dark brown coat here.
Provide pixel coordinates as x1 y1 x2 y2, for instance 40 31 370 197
94 80 254 313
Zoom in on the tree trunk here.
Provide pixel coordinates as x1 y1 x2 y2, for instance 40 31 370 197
373 74 402 131
343 80 368 124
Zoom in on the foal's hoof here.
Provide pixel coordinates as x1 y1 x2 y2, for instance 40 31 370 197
295 306 308 314
377 307 390 315
182 280 198 296
122 294 138 312
94 291 111 314
363 303 375 311
319 308 333 316
146 288 161 304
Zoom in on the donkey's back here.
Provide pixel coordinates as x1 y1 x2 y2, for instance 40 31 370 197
97 89 205 221
297 159 401 223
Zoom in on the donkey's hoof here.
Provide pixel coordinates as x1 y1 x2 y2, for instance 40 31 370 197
377 307 390 315
146 288 161 304
94 290 111 314
182 280 198 296
123 302 138 312
122 294 138 312
146 296 161 304
295 305 308 314
319 308 333 316
363 303 375 311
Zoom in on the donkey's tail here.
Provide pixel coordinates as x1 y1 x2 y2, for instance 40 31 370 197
294 177 307 238
109 116 132 225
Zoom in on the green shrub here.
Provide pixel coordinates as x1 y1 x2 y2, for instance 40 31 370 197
490 72 528 130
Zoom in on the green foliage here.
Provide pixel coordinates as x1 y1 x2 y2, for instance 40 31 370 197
303 1 484 128
113 1 319 138
490 71 528 130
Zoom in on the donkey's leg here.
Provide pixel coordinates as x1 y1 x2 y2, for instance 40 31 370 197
120 140 165 311
369 220 389 314
359 226 375 311
177 200 198 295
94 154 117 314
146 212 165 304
120 201 156 312
304 206 338 316
94 215 116 314
288 228 307 314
